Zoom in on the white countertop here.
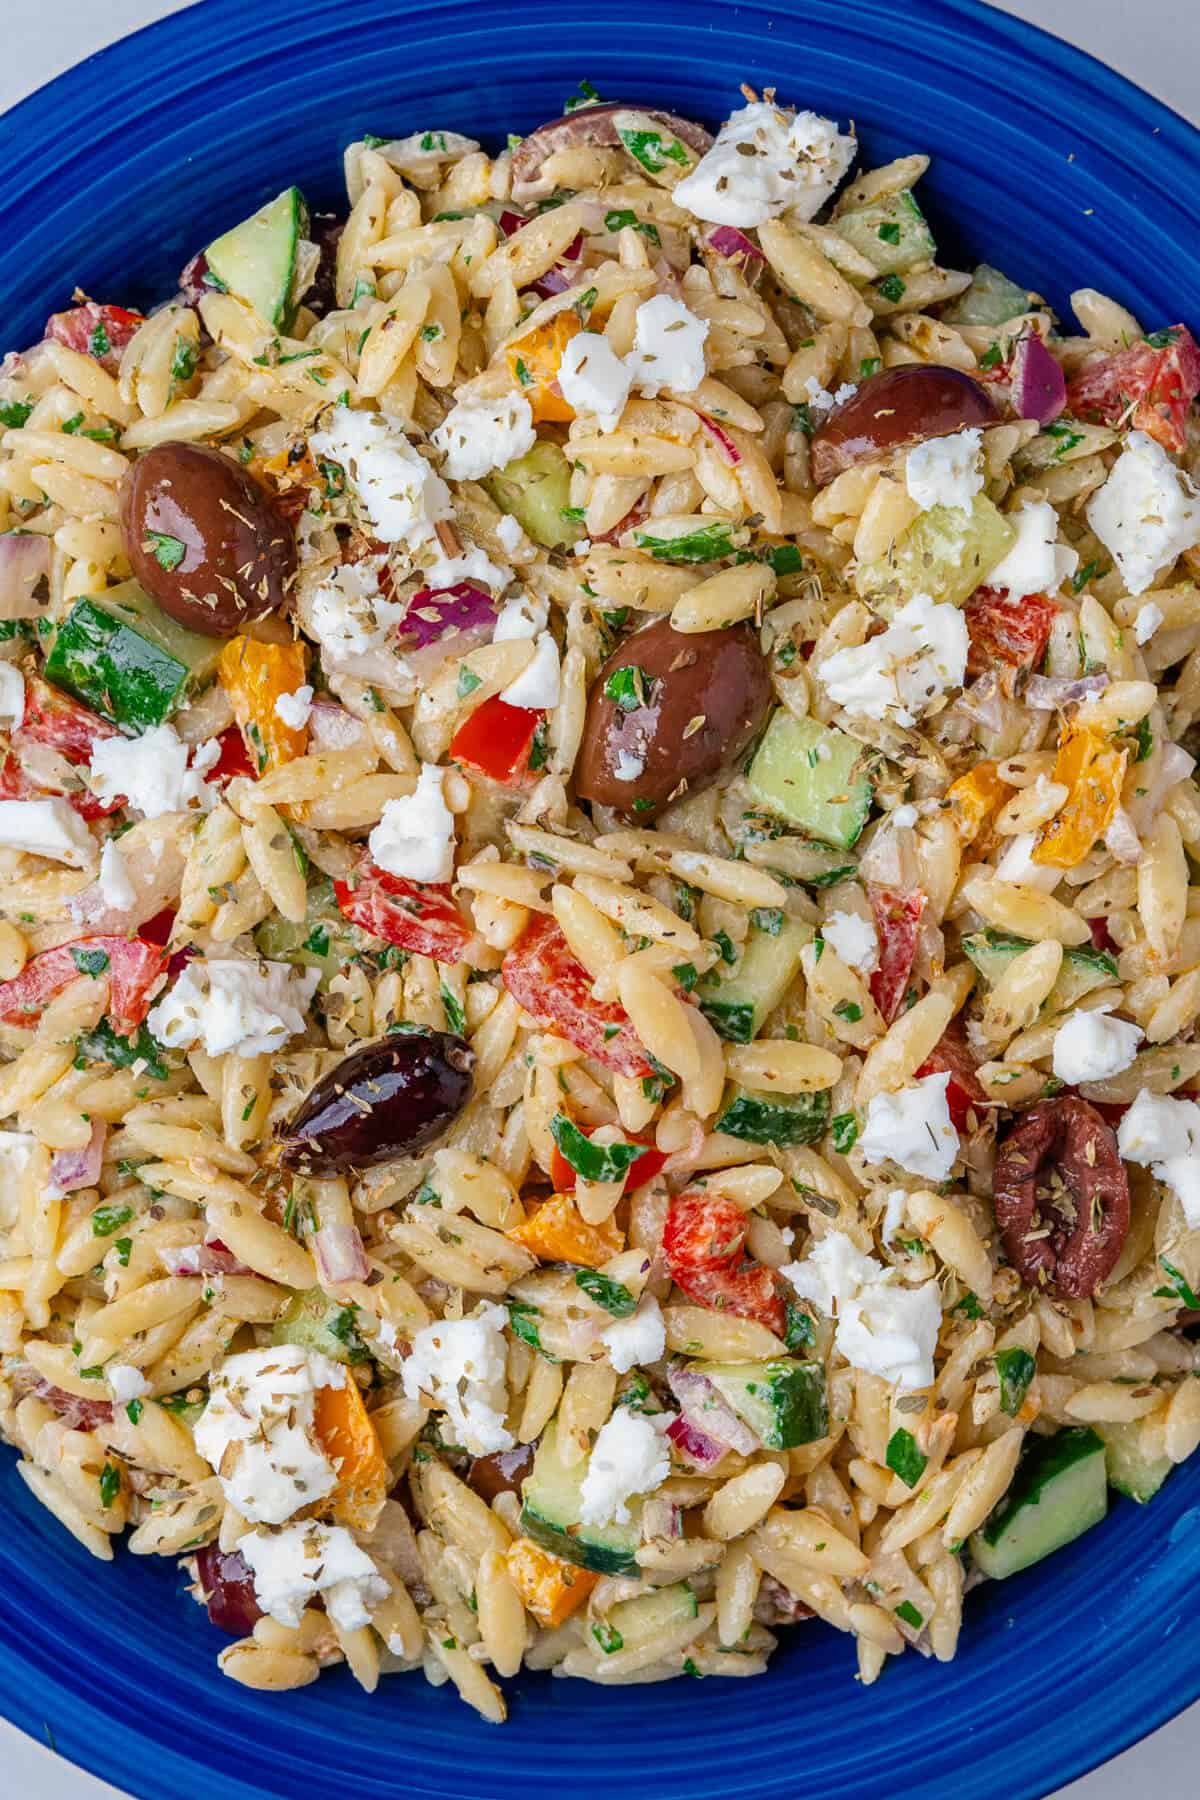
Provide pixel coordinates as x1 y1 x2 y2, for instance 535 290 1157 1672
1 1 1197 1794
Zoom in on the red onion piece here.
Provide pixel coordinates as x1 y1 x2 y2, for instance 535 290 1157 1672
32 1380 112 1431
527 233 584 301
314 1221 370 1285
696 413 742 466
401 582 496 649
498 209 530 239
195 1544 262 1636
706 226 765 264
641 1495 683 1539
47 1121 106 1198
308 701 368 751
0 532 50 621
666 1411 728 1471
1023 672 1110 710
160 1239 253 1278
666 1362 759 1454
1009 334 1067 425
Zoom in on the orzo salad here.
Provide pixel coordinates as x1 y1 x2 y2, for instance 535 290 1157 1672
1 82 1199 1712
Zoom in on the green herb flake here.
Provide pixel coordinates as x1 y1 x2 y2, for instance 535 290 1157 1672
783 1302 815 1352
895 1600 924 1630
125 1399 144 1425
506 1297 547 1355
876 274 906 304
604 208 661 247
574 1269 637 1317
440 983 466 1036
833 999 863 1023
549 1114 642 1184
830 1112 859 1153
886 1427 928 1489
145 531 187 572
113 1237 133 1268
877 221 902 245
457 666 483 698
88 321 112 360
979 342 1004 372
1154 1256 1200 1311
592 1620 624 1653
953 1291 985 1320
98 1462 121 1508
603 664 648 712
859 357 882 379
91 1202 134 1240
995 1346 1037 1416
0 399 34 429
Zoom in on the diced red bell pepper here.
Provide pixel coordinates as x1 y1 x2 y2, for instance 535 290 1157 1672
44 301 145 376
139 907 177 949
449 695 543 786
207 725 257 785
0 936 167 1034
591 489 652 547
964 588 1057 678
1087 916 1118 955
194 1543 263 1637
1066 324 1200 455
916 1018 990 1131
0 744 116 821
663 1190 785 1337
501 915 652 1079
334 857 473 964
20 676 118 762
549 1127 666 1193
868 887 926 1025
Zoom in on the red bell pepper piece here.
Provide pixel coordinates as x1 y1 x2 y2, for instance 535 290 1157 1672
207 725 257 785
663 1190 785 1337
20 676 118 762
0 744 116 821
501 915 653 1079
334 857 473 964
868 887 926 1025
916 1018 990 1131
1066 324 1200 455
44 302 145 376
0 936 166 1034
549 1128 666 1193
964 588 1057 678
449 696 542 786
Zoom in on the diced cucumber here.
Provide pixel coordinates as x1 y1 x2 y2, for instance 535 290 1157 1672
483 442 583 549
698 914 811 1044
695 1359 828 1449
254 876 366 989
205 187 306 330
716 1084 830 1147
962 929 1119 1014
44 581 223 729
835 190 936 276
272 1288 371 1365
1097 1421 1174 1505
942 263 1034 328
970 1427 1108 1580
596 1582 697 1655
520 1418 642 1574
856 493 1016 615
747 713 873 851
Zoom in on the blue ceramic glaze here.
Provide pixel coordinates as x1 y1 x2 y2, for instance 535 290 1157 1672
0 4 1197 1796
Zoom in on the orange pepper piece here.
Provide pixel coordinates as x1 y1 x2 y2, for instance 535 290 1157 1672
945 761 1008 844
506 1536 599 1628
504 311 581 423
506 1192 624 1269
218 635 309 774
314 1377 389 1532
1032 721 1127 869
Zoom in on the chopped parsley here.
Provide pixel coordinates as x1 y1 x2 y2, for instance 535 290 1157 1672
98 1463 121 1508
145 531 187 572
830 1112 859 1153
125 1399 143 1425
75 1019 168 1081
604 209 661 247
603 664 649 712
1154 1256 1200 1311
886 1427 928 1489
456 666 483 698
574 1269 637 1317
0 398 33 429
876 274 906 304
895 1600 924 1630
550 1114 642 1183
506 1297 547 1355
440 983 466 1036
833 999 863 1023
995 1346 1036 1416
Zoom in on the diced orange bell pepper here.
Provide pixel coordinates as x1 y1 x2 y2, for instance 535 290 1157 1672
945 761 1008 845
506 1192 624 1269
314 1377 389 1531
1032 722 1127 869
504 311 581 422
506 1535 598 1627
218 635 309 775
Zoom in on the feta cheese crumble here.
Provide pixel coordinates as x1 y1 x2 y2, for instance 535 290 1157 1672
558 331 634 431
148 958 318 1058
994 831 1062 893
1117 1088 1200 1227
986 500 1079 599
401 1304 514 1455
274 684 315 730
492 591 548 643
431 391 537 481
905 429 984 512
625 296 709 398
310 408 450 548
782 1230 942 1390
822 909 879 973
193 1344 344 1525
1085 430 1200 597
239 1521 388 1631
815 592 968 726
306 558 408 663
1052 1004 1143 1086
859 1072 961 1182
1134 601 1164 645
499 632 561 709
673 102 855 228
368 762 457 883
578 1406 670 1527
422 544 512 596
0 797 95 868
107 1364 150 1404
495 513 534 561
97 839 137 910
601 1295 666 1374
89 724 219 819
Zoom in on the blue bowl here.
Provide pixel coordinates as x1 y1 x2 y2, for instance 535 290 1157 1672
1 3 1198 1796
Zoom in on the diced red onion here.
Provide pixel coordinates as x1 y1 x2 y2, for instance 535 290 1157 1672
498 209 530 239
400 582 496 649
641 1495 683 1539
706 226 766 264
665 1411 728 1472
314 1222 370 1285
0 532 50 621
308 701 368 751
528 233 584 300
696 413 741 465
160 1239 252 1278
1023 672 1110 710
666 1363 759 1455
32 1380 112 1431
1009 333 1067 425
46 1121 106 1199
195 1544 262 1636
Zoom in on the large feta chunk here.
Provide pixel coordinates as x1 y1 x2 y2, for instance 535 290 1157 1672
498 632 560 709
625 296 709 398
422 544 512 595
1085 430 1200 597
815 592 968 726
0 797 95 868
431 390 537 481
492 591 548 643
558 331 633 431
822 909 879 973
782 1230 942 1390
193 1345 345 1525
994 831 1062 894
1052 1004 1142 1085
401 1304 514 1455
310 408 450 547
601 1296 666 1374
274 684 315 730
239 1521 388 1631
89 724 219 819
673 102 855 228
368 762 456 883
1118 1088 1200 1227
905 429 984 512
986 500 1079 599
97 839 137 910
578 1406 670 1527
306 557 408 663
148 958 318 1058
859 1072 960 1182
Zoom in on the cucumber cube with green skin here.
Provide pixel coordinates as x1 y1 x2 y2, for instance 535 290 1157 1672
1097 1421 1174 1504
44 582 223 729
205 186 306 330
835 190 936 276
254 876 368 989
962 929 1119 1015
747 713 873 850
520 1418 642 1574
600 1582 698 1655
483 441 583 549
694 1359 828 1450
970 1427 1108 1580
942 263 1034 328
716 1084 831 1147
698 913 811 1044
272 1288 370 1365
856 493 1016 616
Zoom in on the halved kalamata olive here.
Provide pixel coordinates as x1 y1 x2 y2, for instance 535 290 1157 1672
575 617 772 819
277 1030 474 1174
810 364 1000 488
194 1543 262 1637
466 1441 537 1503
122 442 297 636
511 102 712 201
304 212 345 320
992 1096 1130 1299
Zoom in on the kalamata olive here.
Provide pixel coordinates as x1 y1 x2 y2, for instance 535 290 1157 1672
810 365 1001 488
992 1096 1130 1299
194 1543 262 1637
466 1441 537 1503
121 442 297 636
511 103 712 201
304 212 345 320
575 617 772 819
277 1029 474 1174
